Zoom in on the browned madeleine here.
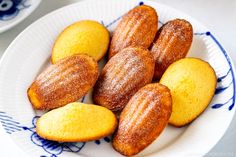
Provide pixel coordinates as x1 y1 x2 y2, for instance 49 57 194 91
28 54 99 110
150 19 193 80
93 47 154 111
113 83 172 156
109 5 158 59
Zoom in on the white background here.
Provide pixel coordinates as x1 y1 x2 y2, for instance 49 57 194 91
0 0 235 156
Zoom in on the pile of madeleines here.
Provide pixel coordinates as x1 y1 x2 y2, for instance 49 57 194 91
27 5 217 156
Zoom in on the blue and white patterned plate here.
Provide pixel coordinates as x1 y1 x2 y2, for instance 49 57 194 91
0 0 235 156
0 0 41 33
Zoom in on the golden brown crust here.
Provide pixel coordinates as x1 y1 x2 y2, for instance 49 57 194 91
150 19 193 80
28 54 99 110
93 47 154 111
112 83 172 156
109 5 158 58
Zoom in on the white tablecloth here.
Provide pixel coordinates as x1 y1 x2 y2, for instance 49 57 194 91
0 0 235 156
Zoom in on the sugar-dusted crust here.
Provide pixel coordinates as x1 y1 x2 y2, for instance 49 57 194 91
109 5 158 58
93 47 154 111
28 54 99 110
150 19 193 80
112 83 172 156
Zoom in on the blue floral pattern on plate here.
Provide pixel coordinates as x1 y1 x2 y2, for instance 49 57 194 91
0 96 111 157
0 0 30 21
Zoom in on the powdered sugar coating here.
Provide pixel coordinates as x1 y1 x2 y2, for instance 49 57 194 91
28 54 99 110
113 83 172 156
93 47 154 111
151 19 193 80
109 5 158 58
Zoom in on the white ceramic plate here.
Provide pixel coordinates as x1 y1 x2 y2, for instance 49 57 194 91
0 0 41 33
0 0 235 156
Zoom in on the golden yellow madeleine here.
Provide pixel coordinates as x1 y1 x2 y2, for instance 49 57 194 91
160 58 217 127
113 83 172 156
109 5 158 58
52 20 110 63
93 47 155 111
36 102 117 142
28 54 99 110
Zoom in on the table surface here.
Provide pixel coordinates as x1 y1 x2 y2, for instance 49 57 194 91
0 0 235 156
